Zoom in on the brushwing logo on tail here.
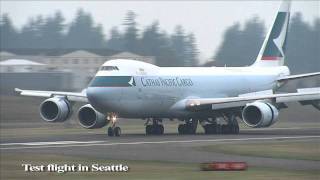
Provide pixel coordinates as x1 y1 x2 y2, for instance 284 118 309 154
262 12 290 61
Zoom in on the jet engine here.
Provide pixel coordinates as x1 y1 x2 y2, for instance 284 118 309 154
242 101 279 128
78 104 108 129
40 97 71 122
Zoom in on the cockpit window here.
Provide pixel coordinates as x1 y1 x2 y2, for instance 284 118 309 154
100 66 119 71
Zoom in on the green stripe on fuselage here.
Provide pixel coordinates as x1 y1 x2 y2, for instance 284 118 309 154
89 76 134 87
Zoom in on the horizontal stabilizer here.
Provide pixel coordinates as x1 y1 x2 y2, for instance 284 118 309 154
277 72 320 82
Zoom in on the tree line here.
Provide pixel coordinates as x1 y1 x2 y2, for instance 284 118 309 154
213 13 320 74
1 10 319 73
0 9 199 66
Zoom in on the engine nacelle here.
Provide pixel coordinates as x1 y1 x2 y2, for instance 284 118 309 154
40 97 71 122
78 104 108 129
242 101 279 128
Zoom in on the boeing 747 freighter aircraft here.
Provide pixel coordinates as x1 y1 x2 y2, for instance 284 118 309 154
15 1 319 136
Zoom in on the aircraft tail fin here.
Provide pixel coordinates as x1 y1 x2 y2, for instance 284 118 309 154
252 0 291 67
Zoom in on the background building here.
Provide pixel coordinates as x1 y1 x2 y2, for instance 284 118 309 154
0 49 155 93
0 59 45 73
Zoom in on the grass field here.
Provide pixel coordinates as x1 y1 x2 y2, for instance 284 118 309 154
199 139 320 161
1 153 319 180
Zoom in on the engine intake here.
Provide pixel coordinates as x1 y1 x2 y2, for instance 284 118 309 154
40 97 71 122
242 101 279 128
78 104 108 129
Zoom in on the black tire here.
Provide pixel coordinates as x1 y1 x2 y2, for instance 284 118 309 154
146 125 152 135
210 124 217 134
227 125 232 134
227 125 239 134
204 124 213 134
158 125 164 135
114 127 121 137
185 125 190 134
216 124 222 134
108 127 114 137
229 125 234 134
234 125 240 134
187 124 197 134
204 124 223 134
203 125 210 134
153 125 160 135
221 125 226 134
230 125 236 134
221 125 230 134
178 124 185 134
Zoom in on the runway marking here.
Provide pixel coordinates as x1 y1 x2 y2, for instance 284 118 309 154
244 127 320 131
1 141 106 146
1 136 319 150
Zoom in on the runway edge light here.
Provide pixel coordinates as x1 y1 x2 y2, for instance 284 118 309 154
200 162 248 171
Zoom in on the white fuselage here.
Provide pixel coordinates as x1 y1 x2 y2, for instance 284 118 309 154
86 60 290 118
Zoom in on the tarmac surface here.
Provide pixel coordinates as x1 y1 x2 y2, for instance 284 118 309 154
1 127 320 170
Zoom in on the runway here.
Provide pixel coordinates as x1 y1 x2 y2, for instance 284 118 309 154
1 127 320 170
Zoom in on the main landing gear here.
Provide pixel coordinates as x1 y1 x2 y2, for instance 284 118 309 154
107 114 121 137
178 119 198 135
145 118 164 135
201 114 239 134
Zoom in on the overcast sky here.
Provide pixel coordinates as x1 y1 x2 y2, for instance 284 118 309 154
1 1 319 62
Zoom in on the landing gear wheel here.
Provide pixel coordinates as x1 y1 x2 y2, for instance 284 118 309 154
230 125 239 134
204 124 223 134
235 125 239 134
204 124 211 134
158 125 164 135
178 123 197 135
188 125 197 134
221 125 230 134
146 125 152 135
178 124 186 134
216 124 222 134
114 127 121 137
107 113 121 137
145 118 164 135
204 124 218 134
108 127 114 137
145 124 164 135
225 113 239 134
202 114 240 135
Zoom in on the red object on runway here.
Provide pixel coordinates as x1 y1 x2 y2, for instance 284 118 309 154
200 162 248 171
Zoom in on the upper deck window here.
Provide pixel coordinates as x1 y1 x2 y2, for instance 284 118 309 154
100 66 119 71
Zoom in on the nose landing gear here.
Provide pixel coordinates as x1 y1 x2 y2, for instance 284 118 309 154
107 114 121 137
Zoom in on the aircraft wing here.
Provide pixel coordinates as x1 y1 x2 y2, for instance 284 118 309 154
185 87 320 111
14 88 88 102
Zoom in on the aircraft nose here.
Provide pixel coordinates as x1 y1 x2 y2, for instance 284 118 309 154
86 87 94 101
86 87 106 111
86 87 123 113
